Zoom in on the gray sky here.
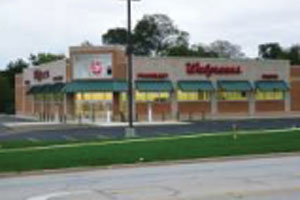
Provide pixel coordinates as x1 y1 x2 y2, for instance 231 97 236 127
1 0 300 69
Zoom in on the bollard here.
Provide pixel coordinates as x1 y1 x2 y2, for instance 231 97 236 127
176 111 180 121
189 112 193 121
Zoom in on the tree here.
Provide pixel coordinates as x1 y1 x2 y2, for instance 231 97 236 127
258 43 284 59
287 45 300 65
133 14 187 56
258 43 300 65
102 28 128 45
5 59 29 89
29 53 65 66
208 40 245 59
102 14 189 56
0 76 11 113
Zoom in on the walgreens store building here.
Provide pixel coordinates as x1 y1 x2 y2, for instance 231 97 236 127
15 46 300 122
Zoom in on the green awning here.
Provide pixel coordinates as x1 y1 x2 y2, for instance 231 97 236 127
27 85 43 94
178 81 214 91
64 80 128 93
135 80 173 92
255 80 289 91
51 83 66 93
39 84 53 94
218 80 252 91
27 83 66 95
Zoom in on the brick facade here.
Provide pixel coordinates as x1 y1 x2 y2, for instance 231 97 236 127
218 101 249 113
255 101 285 112
291 66 300 111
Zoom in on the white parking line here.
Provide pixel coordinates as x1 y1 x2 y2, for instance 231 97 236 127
62 135 77 141
27 190 91 200
27 137 40 142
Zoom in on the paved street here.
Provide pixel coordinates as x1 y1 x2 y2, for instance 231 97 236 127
0 155 299 200
1 115 300 141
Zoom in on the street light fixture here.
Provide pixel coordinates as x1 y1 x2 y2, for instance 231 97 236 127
123 0 140 137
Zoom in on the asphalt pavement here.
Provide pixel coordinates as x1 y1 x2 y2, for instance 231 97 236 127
0 154 299 200
1 115 300 141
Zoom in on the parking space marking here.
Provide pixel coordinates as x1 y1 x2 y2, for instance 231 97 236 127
62 135 77 141
27 137 40 142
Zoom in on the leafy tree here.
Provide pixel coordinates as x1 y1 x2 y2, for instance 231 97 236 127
208 40 245 59
29 53 65 66
102 28 128 45
0 75 12 113
102 14 189 56
5 59 29 88
133 14 187 56
287 45 300 65
258 43 285 59
258 43 300 65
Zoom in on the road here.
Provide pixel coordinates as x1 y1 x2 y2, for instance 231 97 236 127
0 155 299 200
1 115 300 141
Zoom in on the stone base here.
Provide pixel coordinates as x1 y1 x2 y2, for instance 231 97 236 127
125 127 136 138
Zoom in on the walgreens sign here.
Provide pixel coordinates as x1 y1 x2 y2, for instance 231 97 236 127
34 70 50 81
186 62 242 77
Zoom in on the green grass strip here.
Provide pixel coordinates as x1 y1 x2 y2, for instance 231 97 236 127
0 129 300 173
0 128 298 153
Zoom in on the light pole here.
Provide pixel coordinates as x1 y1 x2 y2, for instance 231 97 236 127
124 0 140 137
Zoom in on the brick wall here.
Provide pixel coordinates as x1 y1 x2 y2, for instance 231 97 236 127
255 101 285 112
291 66 300 111
136 102 171 121
178 102 211 114
218 101 249 113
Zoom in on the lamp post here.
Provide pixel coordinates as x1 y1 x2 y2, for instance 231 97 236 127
124 0 140 137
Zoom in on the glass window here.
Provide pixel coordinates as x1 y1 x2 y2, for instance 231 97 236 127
177 90 210 101
135 91 170 102
75 92 113 101
255 90 284 100
218 91 247 100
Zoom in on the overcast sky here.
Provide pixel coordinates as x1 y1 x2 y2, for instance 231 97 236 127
1 0 300 69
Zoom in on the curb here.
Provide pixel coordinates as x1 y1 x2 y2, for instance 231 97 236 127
0 152 299 179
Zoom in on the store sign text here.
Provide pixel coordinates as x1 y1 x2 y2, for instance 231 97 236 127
186 62 242 77
137 73 168 79
262 74 278 79
34 70 50 81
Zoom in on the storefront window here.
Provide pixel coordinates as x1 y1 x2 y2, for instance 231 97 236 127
53 94 64 102
34 94 44 101
255 91 284 100
177 90 210 101
218 91 247 101
135 91 170 102
75 92 113 101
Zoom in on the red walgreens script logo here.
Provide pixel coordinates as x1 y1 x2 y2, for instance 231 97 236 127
186 62 242 77
34 70 50 81
89 60 103 76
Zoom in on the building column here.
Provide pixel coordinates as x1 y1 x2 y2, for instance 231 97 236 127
249 91 255 116
285 91 291 112
171 90 178 120
211 92 218 115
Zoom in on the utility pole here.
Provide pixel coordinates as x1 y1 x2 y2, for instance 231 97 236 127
124 0 140 137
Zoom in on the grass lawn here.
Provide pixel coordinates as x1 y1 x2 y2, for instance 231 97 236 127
0 129 300 173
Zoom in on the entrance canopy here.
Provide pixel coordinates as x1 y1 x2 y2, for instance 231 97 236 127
27 83 66 94
135 80 173 92
255 80 289 91
64 80 128 93
218 80 252 91
177 80 214 91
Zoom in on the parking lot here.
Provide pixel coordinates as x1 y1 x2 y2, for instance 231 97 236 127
0 115 300 142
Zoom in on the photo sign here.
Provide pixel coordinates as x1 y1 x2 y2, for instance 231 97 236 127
73 53 113 79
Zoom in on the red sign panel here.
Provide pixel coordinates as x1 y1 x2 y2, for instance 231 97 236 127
137 73 168 79
186 62 242 77
262 74 278 79
34 70 50 81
